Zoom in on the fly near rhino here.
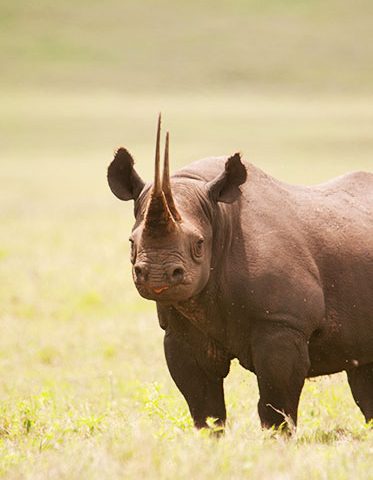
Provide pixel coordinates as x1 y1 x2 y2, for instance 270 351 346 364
107 115 373 431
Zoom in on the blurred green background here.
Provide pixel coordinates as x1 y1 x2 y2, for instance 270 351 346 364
2 0 373 93
1 0 372 181
0 1 372 477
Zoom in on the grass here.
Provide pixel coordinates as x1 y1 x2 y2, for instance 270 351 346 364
1 0 373 477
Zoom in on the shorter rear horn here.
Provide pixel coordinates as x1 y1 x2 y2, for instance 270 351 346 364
162 132 181 222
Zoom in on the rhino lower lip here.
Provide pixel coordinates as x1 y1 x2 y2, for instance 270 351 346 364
152 286 169 294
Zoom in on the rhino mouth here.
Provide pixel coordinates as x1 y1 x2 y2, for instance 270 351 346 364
135 282 192 302
152 286 169 294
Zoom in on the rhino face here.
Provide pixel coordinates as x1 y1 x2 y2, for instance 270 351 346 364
107 115 246 304
129 211 212 303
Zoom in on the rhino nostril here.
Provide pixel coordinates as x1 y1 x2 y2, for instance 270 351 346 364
134 266 142 277
134 264 148 282
171 267 185 283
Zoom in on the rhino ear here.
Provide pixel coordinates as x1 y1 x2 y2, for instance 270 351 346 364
107 148 145 201
207 153 247 204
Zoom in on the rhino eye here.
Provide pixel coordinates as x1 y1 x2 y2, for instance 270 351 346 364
193 238 204 258
129 238 136 264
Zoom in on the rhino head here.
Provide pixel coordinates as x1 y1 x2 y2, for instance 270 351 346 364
107 115 246 304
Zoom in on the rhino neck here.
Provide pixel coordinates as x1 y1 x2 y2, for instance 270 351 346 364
173 281 227 346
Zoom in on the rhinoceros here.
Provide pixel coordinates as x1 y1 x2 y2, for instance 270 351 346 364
107 115 373 431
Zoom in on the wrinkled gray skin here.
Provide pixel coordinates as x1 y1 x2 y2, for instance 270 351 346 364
108 143 373 431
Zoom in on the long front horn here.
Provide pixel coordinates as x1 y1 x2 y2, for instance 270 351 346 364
153 113 162 195
144 115 176 235
162 131 181 222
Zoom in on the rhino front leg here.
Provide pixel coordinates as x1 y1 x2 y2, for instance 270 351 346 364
347 362 373 423
252 323 310 431
164 329 226 430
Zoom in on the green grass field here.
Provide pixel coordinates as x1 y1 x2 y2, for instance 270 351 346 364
1 0 373 478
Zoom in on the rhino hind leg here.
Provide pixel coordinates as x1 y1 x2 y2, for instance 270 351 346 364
347 362 373 423
252 323 311 431
164 329 226 430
